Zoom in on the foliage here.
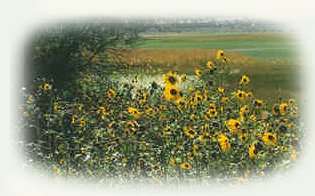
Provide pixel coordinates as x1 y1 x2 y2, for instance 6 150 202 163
19 49 302 184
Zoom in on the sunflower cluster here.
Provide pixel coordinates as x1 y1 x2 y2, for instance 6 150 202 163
19 52 302 184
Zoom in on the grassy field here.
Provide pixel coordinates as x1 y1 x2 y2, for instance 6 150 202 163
125 32 300 102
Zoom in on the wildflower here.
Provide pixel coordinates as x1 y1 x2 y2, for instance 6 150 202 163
183 127 197 139
209 103 216 110
107 89 116 99
198 132 213 143
23 111 29 118
122 157 128 164
290 148 297 160
193 144 198 156
71 115 76 124
206 61 214 69
216 49 225 60
170 158 176 166
239 133 249 143
246 92 253 99
279 102 288 115
234 90 246 101
180 162 192 171
27 95 34 104
180 74 186 82
125 121 137 133
128 107 142 119
163 126 171 135
240 105 250 122
188 87 194 94
189 113 196 121
218 87 225 94
195 69 202 77
139 92 147 105
42 83 51 91
262 132 277 146
78 104 83 112
249 142 262 158
164 85 180 101
53 103 60 112
98 106 106 114
218 133 231 153
239 75 250 85
207 109 218 118
250 114 257 122
254 99 264 108
79 118 86 127
226 119 242 135
272 104 280 115
289 98 296 105
163 71 178 85
193 91 203 103
221 96 229 103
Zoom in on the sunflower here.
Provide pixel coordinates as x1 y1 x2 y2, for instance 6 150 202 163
79 118 86 127
207 109 218 118
125 120 137 133
42 83 51 91
216 49 225 60
53 102 60 112
239 133 249 143
239 75 250 85
180 162 192 171
198 132 213 144
163 126 171 135
250 114 257 122
226 119 242 135
206 61 214 69
183 127 197 139
289 98 296 105
254 99 264 107
193 144 199 156
221 96 229 103
139 92 147 105
246 92 253 99
107 89 116 99
240 105 250 122
164 85 180 101
180 74 186 82
218 133 231 153
279 102 288 115
234 90 246 101
193 91 203 103
218 87 225 94
209 103 217 110
163 71 178 85
128 107 142 119
249 142 261 158
71 115 76 124
272 104 280 115
23 111 30 118
195 69 202 77
262 132 277 146
98 106 106 114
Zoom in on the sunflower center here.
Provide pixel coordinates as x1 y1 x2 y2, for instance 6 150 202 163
170 89 178 96
188 130 195 135
168 76 176 84
268 135 274 140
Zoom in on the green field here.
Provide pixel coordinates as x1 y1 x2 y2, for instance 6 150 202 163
138 32 298 58
134 32 300 102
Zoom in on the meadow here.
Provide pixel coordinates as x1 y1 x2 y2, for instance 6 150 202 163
19 27 302 185
128 32 300 102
